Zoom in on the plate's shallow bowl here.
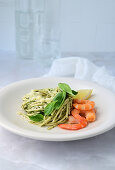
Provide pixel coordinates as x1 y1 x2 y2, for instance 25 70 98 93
0 77 115 141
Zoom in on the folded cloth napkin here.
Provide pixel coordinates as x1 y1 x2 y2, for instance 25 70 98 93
48 57 115 92
0 57 115 170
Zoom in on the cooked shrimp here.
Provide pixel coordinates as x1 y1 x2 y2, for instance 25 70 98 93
85 109 96 122
68 115 78 124
73 99 95 110
71 109 87 126
58 123 86 130
58 109 87 130
80 108 96 122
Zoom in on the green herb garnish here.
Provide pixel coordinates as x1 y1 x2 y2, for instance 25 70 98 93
72 90 78 95
29 114 44 122
58 83 77 96
44 100 57 116
53 91 66 110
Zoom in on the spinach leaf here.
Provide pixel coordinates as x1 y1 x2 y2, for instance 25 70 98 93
29 114 44 122
44 100 57 116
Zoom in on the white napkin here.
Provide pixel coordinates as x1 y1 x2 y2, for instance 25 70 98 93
0 57 115 170
48 57 115 92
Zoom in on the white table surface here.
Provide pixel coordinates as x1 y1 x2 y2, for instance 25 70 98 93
0 51 115 170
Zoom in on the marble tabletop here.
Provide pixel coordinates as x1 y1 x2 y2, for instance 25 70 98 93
0 51 115 170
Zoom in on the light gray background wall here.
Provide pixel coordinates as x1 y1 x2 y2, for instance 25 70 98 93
0 0 115 53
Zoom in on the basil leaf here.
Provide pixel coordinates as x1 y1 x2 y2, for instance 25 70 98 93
53 91 66 110
61 91 66 105
44 100 57 116
58 83 73 95
72 90 78 95
53 92 63 101
29 114 44 122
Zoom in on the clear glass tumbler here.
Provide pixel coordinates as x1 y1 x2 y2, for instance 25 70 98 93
15 0 45 59
15 0 61 65
37 0 61 64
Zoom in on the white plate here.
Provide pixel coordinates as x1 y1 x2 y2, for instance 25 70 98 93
0 77 115 141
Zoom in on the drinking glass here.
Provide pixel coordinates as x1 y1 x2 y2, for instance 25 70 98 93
15 0 61 65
